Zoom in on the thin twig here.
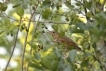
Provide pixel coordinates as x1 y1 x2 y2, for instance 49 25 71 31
101 0 106 11
93 55 105 70
21 9 36 71
26 7 43 71
37 28 57 50
82 0 90 21
75 0 90 21
2 14 69 24
4 17 22 71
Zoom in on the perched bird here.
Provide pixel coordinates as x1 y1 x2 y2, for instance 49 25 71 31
48 31 83 52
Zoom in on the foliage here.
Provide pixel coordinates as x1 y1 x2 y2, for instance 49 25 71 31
0 0 106 71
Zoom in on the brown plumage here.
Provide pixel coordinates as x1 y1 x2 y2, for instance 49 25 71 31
48 31 83 51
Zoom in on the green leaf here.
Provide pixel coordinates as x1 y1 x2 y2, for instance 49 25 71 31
92 42 97 49
70 27 84 33
83 52 92 58
16 7 24 17
76 23 88 30
85 1 92 10
30 0 36 6
42 8 51 19
63 65 75 71
0 18 10 25
49 51 58 60
55 48 62 59
41 0 51 9
35 52 41 60
52 25 58 31
90 28 100 36
58 58 66 69
5 18 10 24
2 6 7 11
27 42 37 50
25 55 34 60
98 11 106 19
29 63 43 70
13 3 21 8
81 58 89 67
22 1 28 9
65 1 74 9
59 31 65 36
41 56 53 69
0 2 7 11
75 2 81 6
68 50 77 63
41 53 58 70
51 60 58 71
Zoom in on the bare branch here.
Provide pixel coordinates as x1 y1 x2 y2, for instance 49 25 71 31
21 8 36 71
4 17 22 71
37 28 57 50
101 0 106 11
2 14 69 24
26 7 43 71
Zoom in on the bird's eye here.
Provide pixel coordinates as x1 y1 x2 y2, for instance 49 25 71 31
52 31 55 33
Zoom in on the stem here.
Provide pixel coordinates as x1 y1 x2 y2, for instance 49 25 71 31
101 0 106 11
3 12 69 24
21 9 36 71
26 8 43 71
37 28 57 50
4 17 22 71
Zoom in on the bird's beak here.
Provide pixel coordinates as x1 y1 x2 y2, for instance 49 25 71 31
47 30 51 34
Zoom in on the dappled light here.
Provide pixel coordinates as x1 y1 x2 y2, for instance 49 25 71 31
0 0 106 71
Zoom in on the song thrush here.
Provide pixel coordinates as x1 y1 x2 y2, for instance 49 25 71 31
48 31 83 52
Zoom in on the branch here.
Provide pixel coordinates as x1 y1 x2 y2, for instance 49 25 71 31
21 8 36 71
26 7 42 71
93 55 105 70
101 0 106 11
2 11 70 24
75 0 90 21
4 17 22 71
2 14 69 24
37 28 57 50
82 0 90 21
26 8 57 71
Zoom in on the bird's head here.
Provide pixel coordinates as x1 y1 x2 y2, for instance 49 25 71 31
47 31 60 41
48 31 58 36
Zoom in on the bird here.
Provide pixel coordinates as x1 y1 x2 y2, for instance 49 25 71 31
48 31 84 52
